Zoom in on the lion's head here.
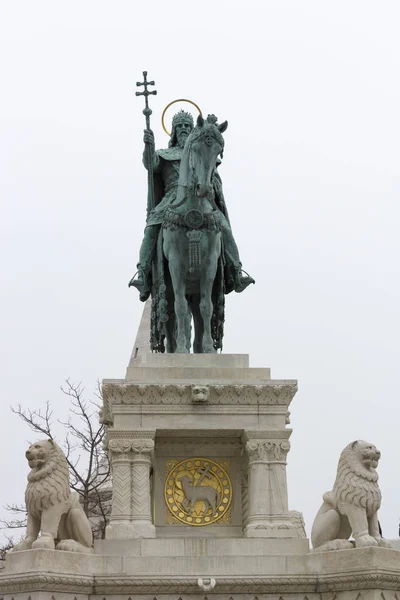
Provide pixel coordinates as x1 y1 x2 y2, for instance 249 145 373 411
352 440 381 470
25 439 70 514
26 440 56 470
191 385 210 403
330 440 382 515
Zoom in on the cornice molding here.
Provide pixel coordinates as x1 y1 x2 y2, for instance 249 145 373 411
101 383 298 425
2 569 400 594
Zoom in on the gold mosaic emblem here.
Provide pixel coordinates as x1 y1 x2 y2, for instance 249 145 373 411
164 458 232 526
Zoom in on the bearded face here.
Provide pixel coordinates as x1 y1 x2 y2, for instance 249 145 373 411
174 121 193 148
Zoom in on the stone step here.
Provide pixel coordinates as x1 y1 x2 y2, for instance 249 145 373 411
94 537 309 557
124 367 272 382
130 353 250 368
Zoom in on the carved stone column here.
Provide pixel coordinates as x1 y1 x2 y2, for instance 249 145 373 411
106 431 156 539
243 430 294 537
130 437 156 538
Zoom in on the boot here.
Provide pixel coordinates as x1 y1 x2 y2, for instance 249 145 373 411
128 225 158 301
221 224 255 293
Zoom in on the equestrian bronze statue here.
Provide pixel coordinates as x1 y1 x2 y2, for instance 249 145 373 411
130 81 254 353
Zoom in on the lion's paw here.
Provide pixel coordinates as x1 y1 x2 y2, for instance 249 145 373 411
313 539 354 552
32 536 55 550
376 537 392 548
56 539 93 554
355 534 379 548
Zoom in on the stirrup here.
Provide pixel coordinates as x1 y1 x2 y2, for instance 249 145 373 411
235 269 255 294
241 269 254 279
128 269 151 302
128 270 140 288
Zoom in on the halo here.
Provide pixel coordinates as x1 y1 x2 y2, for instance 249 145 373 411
161 98 202 136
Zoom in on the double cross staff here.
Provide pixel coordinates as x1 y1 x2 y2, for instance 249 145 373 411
136 71 157 216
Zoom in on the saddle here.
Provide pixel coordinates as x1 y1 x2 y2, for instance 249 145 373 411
162 207 221 232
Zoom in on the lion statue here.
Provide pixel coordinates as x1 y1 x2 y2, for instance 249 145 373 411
311 440 392 551
12 439 93 553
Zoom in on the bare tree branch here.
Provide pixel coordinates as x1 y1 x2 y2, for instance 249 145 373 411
0 536 16 561
0 517 27 530
11 402 53 439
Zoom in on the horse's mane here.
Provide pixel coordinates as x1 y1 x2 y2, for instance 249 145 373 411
187 123 225 156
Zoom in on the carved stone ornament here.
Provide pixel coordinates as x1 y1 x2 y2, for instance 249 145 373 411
108 438 154 455
131 439 155 454
246 440 291 462
2 570 400 595
191 384 210 403
108 439 133 454
101 382 298 424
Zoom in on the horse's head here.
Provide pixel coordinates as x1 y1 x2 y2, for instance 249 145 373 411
183 115 228 198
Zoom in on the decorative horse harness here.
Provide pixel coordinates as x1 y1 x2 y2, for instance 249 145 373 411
163 206 222 271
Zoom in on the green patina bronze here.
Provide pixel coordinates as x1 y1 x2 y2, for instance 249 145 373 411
129 73 254 354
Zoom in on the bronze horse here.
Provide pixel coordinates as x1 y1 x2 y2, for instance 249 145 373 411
161 115 228 353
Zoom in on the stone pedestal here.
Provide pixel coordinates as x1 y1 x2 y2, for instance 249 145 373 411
2 351 400 600
101 352 303 540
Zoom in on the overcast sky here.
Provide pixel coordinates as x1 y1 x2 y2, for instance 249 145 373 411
1 0 399 542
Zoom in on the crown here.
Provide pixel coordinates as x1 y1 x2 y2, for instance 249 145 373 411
172 110 194 129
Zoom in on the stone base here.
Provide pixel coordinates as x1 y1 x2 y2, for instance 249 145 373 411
103 353 300 540
1 545 400 600
96 536 310 556
105 521 156 539
244 514 301 538
244 525 299 538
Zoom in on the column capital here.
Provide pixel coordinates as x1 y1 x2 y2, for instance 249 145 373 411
245 438 291 463
108 439 133 454
131 438 155 455
107 430 155 455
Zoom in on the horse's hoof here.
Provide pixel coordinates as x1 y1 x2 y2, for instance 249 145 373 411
203 346 216 354
175 348 189 354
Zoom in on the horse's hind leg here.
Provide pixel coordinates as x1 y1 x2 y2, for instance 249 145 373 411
165 315 176 353
185 308 192 353
199 290 215 353
189 295 203 353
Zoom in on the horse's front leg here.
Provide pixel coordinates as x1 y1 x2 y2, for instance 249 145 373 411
199 286 215 353
169 262 189 353
199 235 221 353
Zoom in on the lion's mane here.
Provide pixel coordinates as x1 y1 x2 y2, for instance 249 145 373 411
25 440 70 516
324 441 381 516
